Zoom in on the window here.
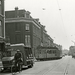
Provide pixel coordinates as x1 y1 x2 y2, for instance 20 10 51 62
26 24 29 31
0 1 1 14
26 14 30 18
25 35 31 47
25 35 27 45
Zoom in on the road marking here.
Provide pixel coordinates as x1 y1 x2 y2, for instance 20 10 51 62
64 63 70 75
64 71 68 75
42 59 68 75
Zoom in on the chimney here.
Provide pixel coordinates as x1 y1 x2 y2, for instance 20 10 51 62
15 7 19 17
26 11 31 14
35 18 39 22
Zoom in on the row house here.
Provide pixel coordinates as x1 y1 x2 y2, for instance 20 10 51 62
53 43 62 56
5 7 53 57
47 35 54 47
41 25 54 47
53 43 62 50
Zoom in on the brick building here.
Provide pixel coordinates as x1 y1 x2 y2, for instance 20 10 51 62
5 7 54 57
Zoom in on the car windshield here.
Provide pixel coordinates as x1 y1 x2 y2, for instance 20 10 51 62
3 49 16 57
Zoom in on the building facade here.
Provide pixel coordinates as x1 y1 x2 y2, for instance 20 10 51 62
5 7 42 57
41 25 54 47
53 43 62 50
69 46 75 55
5 7 54 57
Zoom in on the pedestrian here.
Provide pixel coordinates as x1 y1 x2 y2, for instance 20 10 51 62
14 50 22 72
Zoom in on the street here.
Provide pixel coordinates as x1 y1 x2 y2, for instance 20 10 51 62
0 56 75 75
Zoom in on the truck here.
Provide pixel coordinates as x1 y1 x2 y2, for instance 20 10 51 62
72 52 75 58
1 43 34 72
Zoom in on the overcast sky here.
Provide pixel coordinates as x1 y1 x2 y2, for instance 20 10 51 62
5 0 75 50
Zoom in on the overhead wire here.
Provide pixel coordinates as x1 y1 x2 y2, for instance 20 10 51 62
56 0 69 38
69 7 75 43
56 0 70 49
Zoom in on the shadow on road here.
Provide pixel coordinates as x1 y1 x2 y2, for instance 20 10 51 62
0 67 29 74
36 57 62 62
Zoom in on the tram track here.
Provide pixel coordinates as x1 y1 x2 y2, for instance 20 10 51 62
19 58 65 75
37 60 61 74
18 57 70 75
36 58 67 75
66 57 75 75
41 57 70 75
64 63 70 75
63 56 71 75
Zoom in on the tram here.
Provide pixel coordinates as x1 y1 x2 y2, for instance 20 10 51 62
36 46 62 60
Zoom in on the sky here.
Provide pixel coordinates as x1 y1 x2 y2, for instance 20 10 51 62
5 0 75 50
